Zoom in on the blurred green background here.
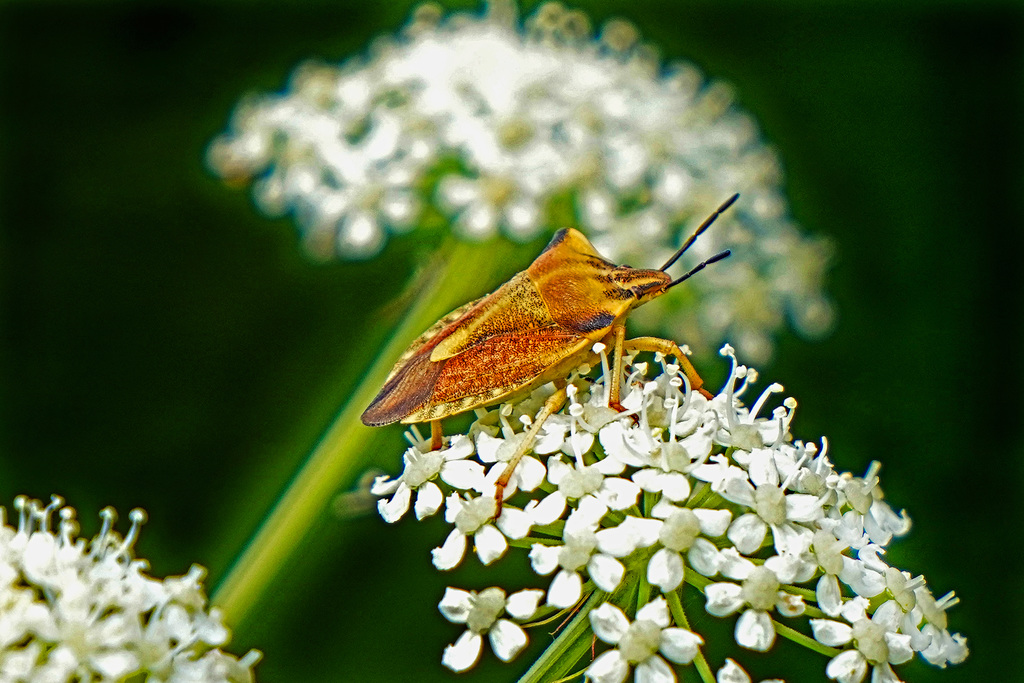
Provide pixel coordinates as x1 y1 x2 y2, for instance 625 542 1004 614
1 1 1021 681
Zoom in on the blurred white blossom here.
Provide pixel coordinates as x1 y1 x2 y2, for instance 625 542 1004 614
209 0 834 361
0 495 261 682
373 343 967 680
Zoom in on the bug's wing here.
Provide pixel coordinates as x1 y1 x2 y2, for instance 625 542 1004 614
429 272 552 362
362 325 589 426
361 343 447 427
381 296 485 385
401 326 592 423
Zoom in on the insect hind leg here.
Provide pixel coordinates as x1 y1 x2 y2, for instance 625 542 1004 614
430 420 444 451
494 382 568 516
623 337 714 399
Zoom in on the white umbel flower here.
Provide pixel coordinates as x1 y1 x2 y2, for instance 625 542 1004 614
209 0 834 360
373 342 967 681
438 586 543 671
0 496 261 683
371 434 482 522
586 598 703 683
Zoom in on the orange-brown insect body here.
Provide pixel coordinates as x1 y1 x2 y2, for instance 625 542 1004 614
361 228 672 427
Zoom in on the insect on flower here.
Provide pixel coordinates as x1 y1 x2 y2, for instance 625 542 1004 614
362 194 739 508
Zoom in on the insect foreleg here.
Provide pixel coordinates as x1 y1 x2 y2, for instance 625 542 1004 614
494 381 569 515
430 420 444 452
623 337 714 400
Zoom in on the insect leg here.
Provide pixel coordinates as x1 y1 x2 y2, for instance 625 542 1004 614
430 420 444 451
623 337 714 399
494 382 568 515
607 324 628 412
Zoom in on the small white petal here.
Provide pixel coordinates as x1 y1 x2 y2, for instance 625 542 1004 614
687 538 722 577
489 619 528 662
810 619 853 647
825 649 868 683
573 496 610 527
884 632 914 665
496 507 533 540
598 477 642 510
530 543 561 575
704 582 744 617
635 654 674 683
735 609 775 651
764 553 801 584
588 554 626 593
599 422 650 468
636 597 671 628
370 475 400 496
632 468 662 492
747 449 780 487
378 484 412 523
474 524 508 565
775 591 806 617
871 662 903 683
444 434 475 459
728 513 767 555
658 473 691 502
442 631 483 672
718 548 756 580
585 649 629 683
786 493 824 522
647 548 685 592
817 575 843 616
438 588 473 624
694 508 732 537
414 482 443 519
525 491 567 525
590 602 630 645
548 569 584 608
476 432 503 463
721 477 756 507
506 589 545 620
659 627 703 664
596 524 640 557
516 456 548 491
716 658 751 683
872 599 902 631
546 455 572 484
440 460 486 490
432 529 467 571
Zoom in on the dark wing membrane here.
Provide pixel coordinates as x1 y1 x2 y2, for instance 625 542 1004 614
361 349 445 426
401 326 590 423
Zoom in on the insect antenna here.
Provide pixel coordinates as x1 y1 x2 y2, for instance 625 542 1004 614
667 249 731 289
659 193 740 272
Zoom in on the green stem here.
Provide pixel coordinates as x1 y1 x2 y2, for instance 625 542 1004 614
212 237 521 626
665 590 715 683
517 590 607 683
772 617 841 657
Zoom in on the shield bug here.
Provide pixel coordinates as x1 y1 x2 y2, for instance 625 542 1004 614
362 194 738 508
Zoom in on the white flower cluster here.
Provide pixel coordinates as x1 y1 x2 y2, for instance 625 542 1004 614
0 496 261 683
372 344 967 682
208 0 834 362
